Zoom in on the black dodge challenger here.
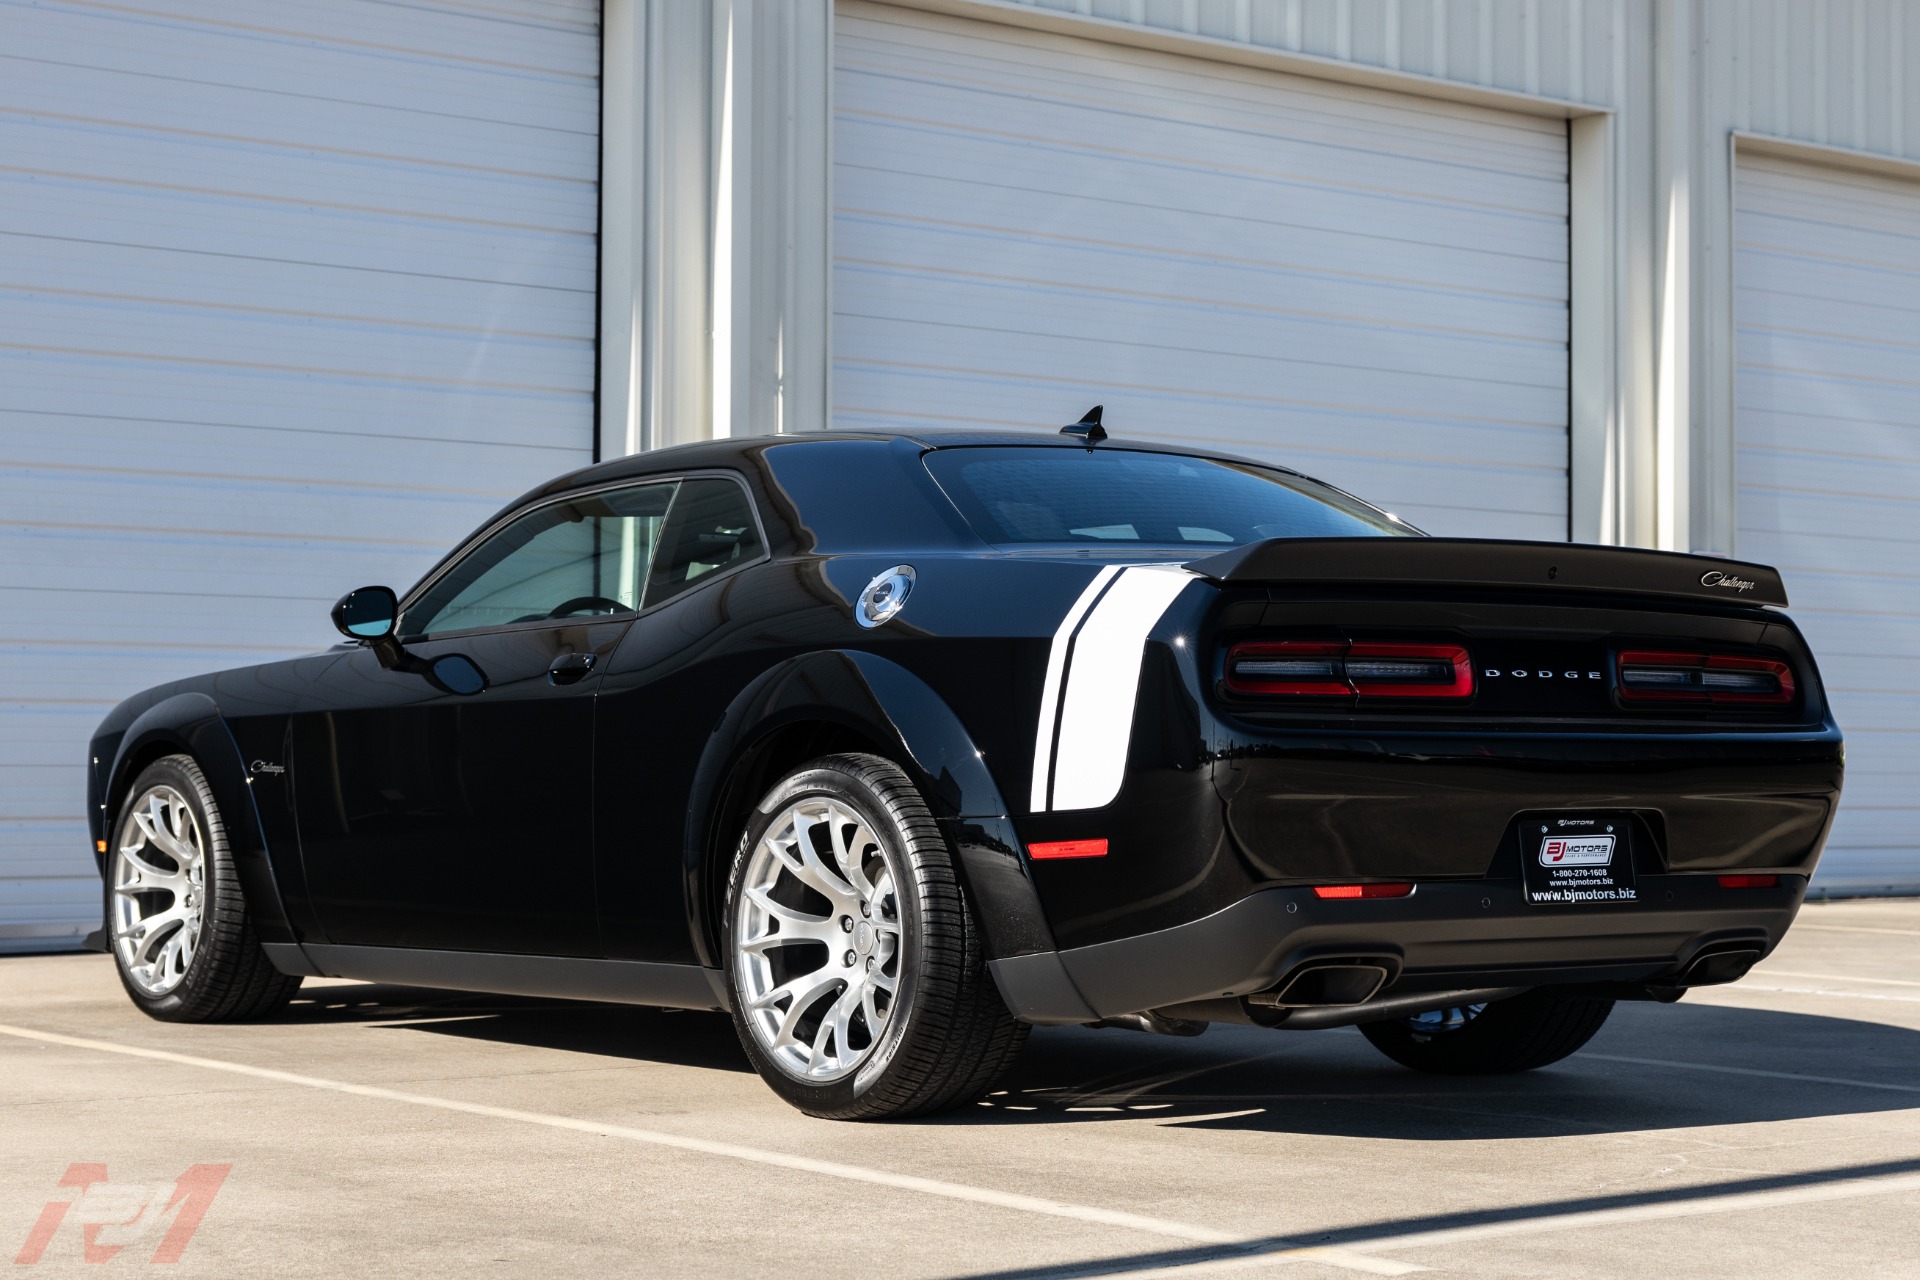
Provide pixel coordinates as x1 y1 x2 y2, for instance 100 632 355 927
88 419 1844 1118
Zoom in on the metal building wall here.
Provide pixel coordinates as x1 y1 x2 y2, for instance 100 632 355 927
596 0 1920 895
0 0 603 951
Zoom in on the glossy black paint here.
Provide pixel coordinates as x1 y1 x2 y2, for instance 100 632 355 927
290 619 629 955
87 428 1846 1022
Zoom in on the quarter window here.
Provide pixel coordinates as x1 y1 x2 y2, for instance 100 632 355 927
646 478 765 606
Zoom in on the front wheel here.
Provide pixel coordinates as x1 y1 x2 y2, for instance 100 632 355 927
1358 990 1614 1074
107 754 302 1022
723 754 1026 1119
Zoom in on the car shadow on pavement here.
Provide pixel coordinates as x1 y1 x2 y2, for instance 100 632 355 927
281 982 755 1074
965 1000 1920 1138
276 983 1919 1138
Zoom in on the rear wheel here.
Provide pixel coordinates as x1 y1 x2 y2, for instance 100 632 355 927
723 753 1026 1119
1358 990 1613 1074
108 755 302 1022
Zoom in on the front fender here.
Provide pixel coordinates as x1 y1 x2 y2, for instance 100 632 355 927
684 649 1070 984
103 693 298 949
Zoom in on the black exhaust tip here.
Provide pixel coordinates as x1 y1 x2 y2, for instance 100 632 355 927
1676 944 1763 987
1254 958 1394 1008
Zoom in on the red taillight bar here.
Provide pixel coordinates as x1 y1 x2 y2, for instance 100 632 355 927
1312 883 1416 899
1716 874 1780 888
1617 650 1795 706
1223 641 1472 699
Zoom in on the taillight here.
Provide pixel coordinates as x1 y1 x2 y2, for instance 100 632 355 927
1222 641 1350 696
1617 651 1795 705
1346 643 1473 698
1224 641 1471 699
1312 883 1416 899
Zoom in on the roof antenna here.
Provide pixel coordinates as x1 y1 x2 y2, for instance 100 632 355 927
1060 404 1107 444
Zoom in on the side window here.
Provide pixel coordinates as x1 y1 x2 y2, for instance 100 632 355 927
404 482 677 637
645 477 764 607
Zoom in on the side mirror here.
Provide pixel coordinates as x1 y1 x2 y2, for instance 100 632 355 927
331 586 398 640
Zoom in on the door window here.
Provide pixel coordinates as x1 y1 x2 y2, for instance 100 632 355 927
404 482 677 637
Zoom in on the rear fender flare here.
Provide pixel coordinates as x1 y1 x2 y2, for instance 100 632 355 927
102 693 298 948
685 649 1058 972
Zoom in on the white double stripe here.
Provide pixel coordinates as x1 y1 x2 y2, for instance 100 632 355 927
1030 567 1122 812
1031 565 1196 813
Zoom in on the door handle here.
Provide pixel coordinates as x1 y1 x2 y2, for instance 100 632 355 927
547 651 597 685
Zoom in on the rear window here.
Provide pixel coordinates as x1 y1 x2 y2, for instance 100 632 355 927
922 447 1409 547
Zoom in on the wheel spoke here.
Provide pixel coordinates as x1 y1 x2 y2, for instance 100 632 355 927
119 843 183 888
859 978 886 1033
143 797 199 864
759 968 841 1036
129 911 187 966
771 820 853 904
742 884 834 932
824 982 861 1069
830 816 880 899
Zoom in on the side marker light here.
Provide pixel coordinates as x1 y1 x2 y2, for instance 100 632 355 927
1029 839 1108 860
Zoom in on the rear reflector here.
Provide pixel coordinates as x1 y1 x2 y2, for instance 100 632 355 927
1311 882 1416 899
1617 650 1795 705
1224 641 1471 699
1716 874 1780 888
1029 838 1108 860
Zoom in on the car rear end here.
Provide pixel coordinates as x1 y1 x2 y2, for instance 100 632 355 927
1026 538 1841 1023
910 437 1843 1027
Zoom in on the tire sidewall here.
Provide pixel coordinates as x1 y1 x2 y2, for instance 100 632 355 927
107 756 233 1021
723 763 929 1117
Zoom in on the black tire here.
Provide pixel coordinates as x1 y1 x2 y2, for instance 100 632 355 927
106 755 302 1023
1358 990 1614 1075
723 753 1026 1119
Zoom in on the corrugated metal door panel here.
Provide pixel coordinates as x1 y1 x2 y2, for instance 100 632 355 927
1735 152 1920 895
0 0 600 952
831 2 1570 539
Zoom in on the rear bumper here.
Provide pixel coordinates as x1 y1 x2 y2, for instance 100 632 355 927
991 873 1804 1022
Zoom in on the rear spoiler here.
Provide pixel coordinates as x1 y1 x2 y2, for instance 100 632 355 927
1185 537 1789 608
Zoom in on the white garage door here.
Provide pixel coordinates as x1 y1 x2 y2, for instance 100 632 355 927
0 0 601 950
833 2 1570 539
1736 152 1920 896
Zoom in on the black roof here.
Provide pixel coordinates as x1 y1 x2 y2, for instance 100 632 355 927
533 425 1306 503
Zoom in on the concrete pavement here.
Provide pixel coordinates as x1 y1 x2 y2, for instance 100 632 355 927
3 898 1918 1278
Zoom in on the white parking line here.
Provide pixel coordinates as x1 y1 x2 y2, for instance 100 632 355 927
0 1022 1402 1276
1101 1170 1920 1277
1758 968 1920 988
1728 983 1920 1005
1583 1052 1920 1095
1793 924 1920 938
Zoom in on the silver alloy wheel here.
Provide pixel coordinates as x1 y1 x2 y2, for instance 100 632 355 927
735 797 905 1082
1406 1002 1488 1040
111 785 209 997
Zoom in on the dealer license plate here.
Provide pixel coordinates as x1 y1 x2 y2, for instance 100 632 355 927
1520 815 1639 906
